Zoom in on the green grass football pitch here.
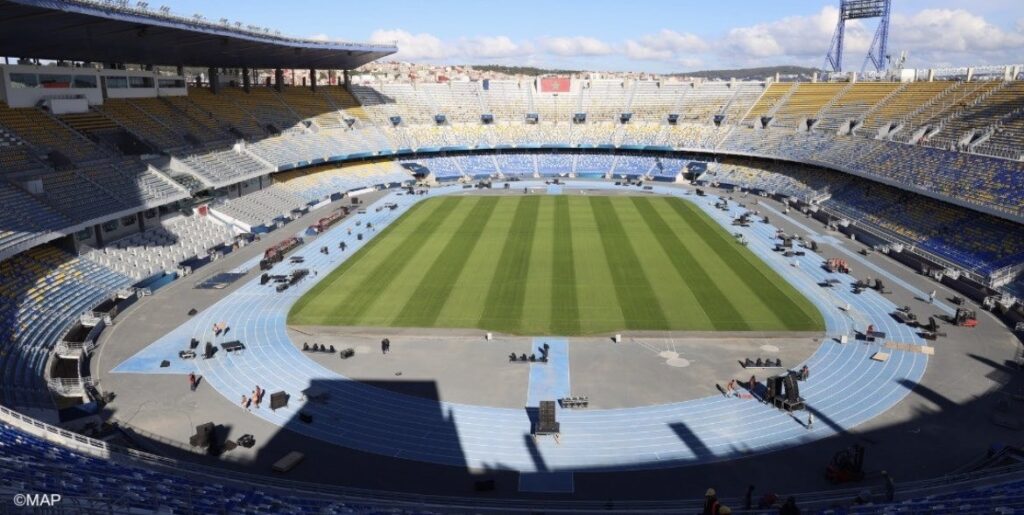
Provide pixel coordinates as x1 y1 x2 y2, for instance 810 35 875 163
288 195 824 335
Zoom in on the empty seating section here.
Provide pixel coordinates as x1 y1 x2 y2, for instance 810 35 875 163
0 106 106 163
274 162 411 202
532 91 576 123
246 134 345 168
824 183 1024 274
664 123 721 149
448 124 495 147
127 97 227 145
215 186 308 227
650 158 688 180
223 88 302 133
858 81 952 135
409 157 464 180
481 80 530 122
629 81 684 122
0 245 131 408
0 141 39 173
620 124 665 146
720 82 768 124
347 84 398 126
0 423 443 514
76 161 185 207
816 82 901 132
82 215 234 280
460 155 499 177
378 83 436 125
575 154 614 176
581 80 628 122
184 88 266 139
422 82 482 123
319 86 373 123
926 81 1024 150
58 111 119 139
180 148 269 185
0 183 70 250
741 82 793 126
894 80 1001 143
403 126 456 149
278 87 344 129
495 154 536 177
611 155 655 177
161 94 234 142
38 170 128 221
571 122 614 146
770 82 846 128
95 100 183 149
535 153 573 176
706 161 854 201
679 82 736 122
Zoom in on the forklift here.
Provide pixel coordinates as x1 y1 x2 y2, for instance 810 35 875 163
954 308 978 328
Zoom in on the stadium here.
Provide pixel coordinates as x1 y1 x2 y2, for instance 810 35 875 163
0 0 1023 512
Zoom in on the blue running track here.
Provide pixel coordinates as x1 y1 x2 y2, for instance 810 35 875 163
114 182 928 472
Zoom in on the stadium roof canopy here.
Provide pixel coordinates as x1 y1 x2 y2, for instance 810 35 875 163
0 0 397 69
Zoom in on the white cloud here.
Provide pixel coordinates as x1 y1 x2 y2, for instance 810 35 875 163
722 6 871 64
539 36 614 57
890 9 1024 63
458 36 533 59
623 30 708 62
369 29 451 60
364 6 1024 72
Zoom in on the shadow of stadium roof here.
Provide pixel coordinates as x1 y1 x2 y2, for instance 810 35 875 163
0 0 396 69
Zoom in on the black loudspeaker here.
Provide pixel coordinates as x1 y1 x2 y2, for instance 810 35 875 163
766 376 783 402
187 308 198 316
270 391 288 410
190 422 214 447
474 479 496 491
204 342 215 359
785 374 800 403
159 360 170 368
299 412 313 424
535 400 560 435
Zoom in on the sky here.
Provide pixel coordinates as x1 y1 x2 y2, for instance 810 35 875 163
156 0 1024 73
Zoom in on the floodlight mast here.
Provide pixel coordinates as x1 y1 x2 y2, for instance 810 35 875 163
824 0 892 73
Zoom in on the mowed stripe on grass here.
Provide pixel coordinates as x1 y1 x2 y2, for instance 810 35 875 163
289 194 824 334
288 197 461 325
478 196 541 333
392 197 498 327
550 196 581 335
589 197 670 330
668 199 821 330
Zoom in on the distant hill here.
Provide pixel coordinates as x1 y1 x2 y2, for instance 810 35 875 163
669 66 823 81
471 65 580 76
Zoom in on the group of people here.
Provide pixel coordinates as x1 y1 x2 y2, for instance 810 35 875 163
704 487 802 514
722 375 761 398
212 321 230 336
241 385 265 411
